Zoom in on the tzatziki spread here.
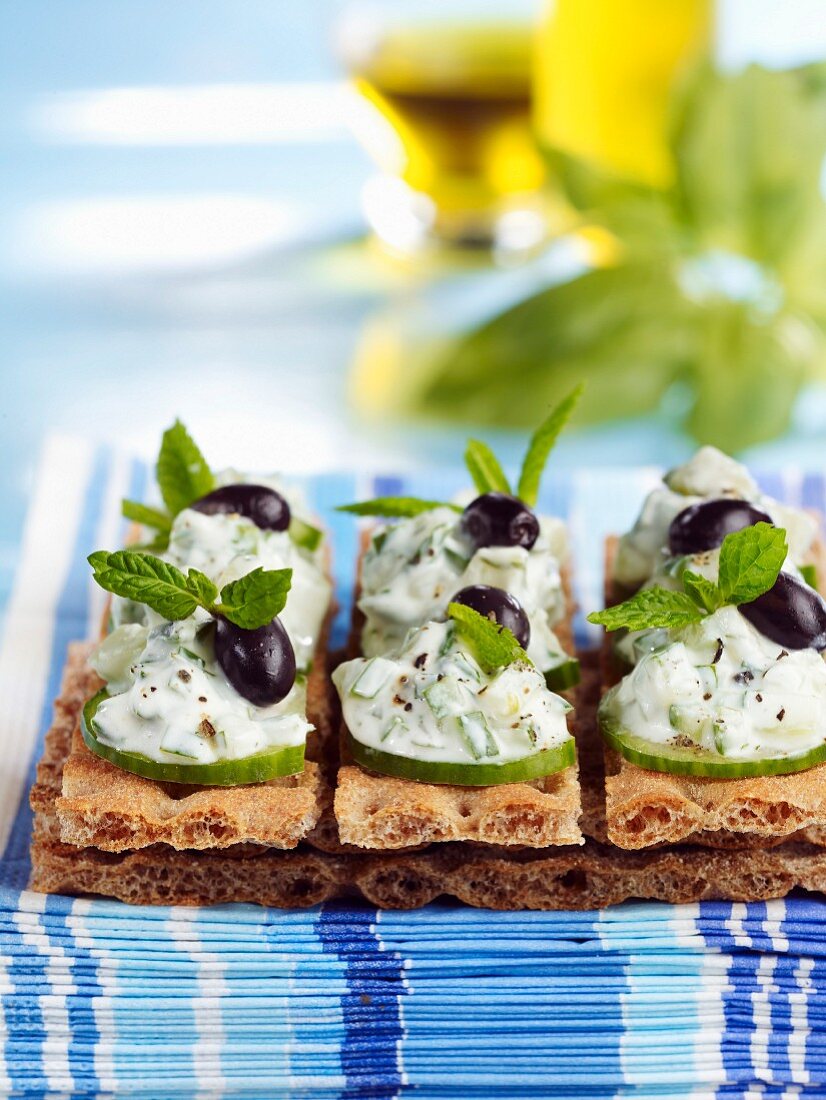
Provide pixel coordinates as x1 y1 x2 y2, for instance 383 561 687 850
91 614 311 766
113 470 331 671
334 619 572 767
358 506 570 675
614 447 817 590
603 605 826 762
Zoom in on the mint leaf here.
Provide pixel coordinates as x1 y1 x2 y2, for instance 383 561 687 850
682 570 723 614
337 497 460 518
464 440 511 495
447 602 530 674
186 569 218 609
121 500 172 533
156 420 214 516
517 384 584 506
89 550 293 630
718 522 787 606
88 551 199 620
289 517 323 552
588 587 705 632
218 567 292 630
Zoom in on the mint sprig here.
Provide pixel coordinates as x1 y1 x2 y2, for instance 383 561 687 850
517 385 584 507
121 420 322 555
338 387 582 519
88 550 291 630
337 497 461 518
589 523 788 633
156 420 215 517
464 440 511 495
447 602 530 674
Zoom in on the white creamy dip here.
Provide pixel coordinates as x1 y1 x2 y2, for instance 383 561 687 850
112 470 331 671
91 616 311 765
614 447 817 589
604 605 826 761
358 507 570 673
334 619 572 766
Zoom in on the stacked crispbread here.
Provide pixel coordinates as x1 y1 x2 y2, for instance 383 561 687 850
29 642 826 910
600 535 826 855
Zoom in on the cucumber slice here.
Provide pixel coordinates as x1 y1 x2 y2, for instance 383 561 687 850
82 690 305 786
544 658 580 692
801 563 819 589
345 727 576 786
599 705 826 778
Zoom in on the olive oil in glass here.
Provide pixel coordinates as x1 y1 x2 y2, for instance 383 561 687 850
340 8 548 256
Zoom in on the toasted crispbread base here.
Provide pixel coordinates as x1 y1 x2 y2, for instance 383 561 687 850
28 645 826 909
334 764 583 849
49 644 329 853
336 531 583 850
600 532 826 851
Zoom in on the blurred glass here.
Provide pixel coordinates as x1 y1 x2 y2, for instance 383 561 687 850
535 0 712 188
337 0 551 258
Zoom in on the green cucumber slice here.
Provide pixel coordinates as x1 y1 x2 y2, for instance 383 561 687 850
599 706 826 778
544 658 580 692
82 690 305 786
801 563 818 589
345 727 575 786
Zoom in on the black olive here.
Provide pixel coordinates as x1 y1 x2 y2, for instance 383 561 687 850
460 492 539 552
668 499 773 556
214 616 296 706
191 484 290 532
451 584 531 649
740 572 826 651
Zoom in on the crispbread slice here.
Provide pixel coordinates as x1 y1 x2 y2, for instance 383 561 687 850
335 533 583 850
334 764 582 849
48 643 330 852
28 647 826 909
600 532 826 850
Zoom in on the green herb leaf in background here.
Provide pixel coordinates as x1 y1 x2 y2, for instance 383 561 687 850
121 500 172 535
517 384 583 506
337 497 460 518
156 420 215 516
412 60 826 452
464 439 511 495
447 602 530 674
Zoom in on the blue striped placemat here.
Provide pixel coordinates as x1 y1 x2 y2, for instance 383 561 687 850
2 436 826 1098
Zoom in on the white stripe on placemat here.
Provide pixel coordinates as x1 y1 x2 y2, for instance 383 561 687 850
788 956 813 1084
750 953 778 1080
167 906 228 1094
0 436 94 855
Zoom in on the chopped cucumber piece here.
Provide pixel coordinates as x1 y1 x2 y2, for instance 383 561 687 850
159 728 203 759
289 517 323 552
423 676 468 720
599 704 826 778
668 704 705 737
452 651 483 682
345 727 576 786
458 711 499 760
801 563 819 590
351 657 395 699
544 658 580 692
381 715 408 743
82 690 304 785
